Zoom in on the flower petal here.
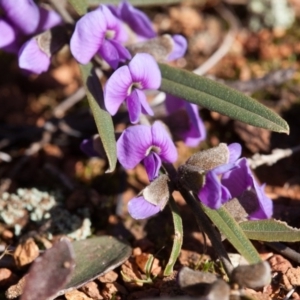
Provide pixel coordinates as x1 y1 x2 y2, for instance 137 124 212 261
151 121 177 163
18 38 50 74
143 152 161 181
0 0 39 34
128 53 161 89
37 7 62 32
135 89 154 116
99 5 128 43
128 196 160 219
0 18 17 48
221 158 253 198
104 65 132 115
198 170 222 209
117 124 152 169
183 103 206 147
70 9 105 64
109 39 131 61
249 182 273 220
168 34 187 61
227 143 242 163
165 94 185 114
126 89 142 123
99 39 121 69
119 0 156 38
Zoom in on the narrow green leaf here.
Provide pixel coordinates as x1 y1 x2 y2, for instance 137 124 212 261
201 205 261 264
79 63 117 172
68 0 88 15
164 196 183 276
159 64 289 134
87 0 186 6
240 219 300 242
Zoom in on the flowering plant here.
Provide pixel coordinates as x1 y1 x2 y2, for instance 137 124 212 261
1 0 295 290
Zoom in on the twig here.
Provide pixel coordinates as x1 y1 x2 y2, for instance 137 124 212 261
266 242 300 264
49 0 74 24
193 3 239 76
53 87 86 118
248 145 300 169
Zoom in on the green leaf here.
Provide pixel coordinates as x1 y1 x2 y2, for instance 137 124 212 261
68 0 88 15
201 205 261 264
54 236 132 298
79 63 117 172
159 64 289 134
240 219 300 242
87 0 186 6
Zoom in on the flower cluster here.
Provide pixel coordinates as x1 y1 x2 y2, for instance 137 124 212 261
0 0 62 74
73 1 273 222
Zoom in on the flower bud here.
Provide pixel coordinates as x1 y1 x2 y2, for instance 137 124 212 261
186 143 229 171
230 261 271 290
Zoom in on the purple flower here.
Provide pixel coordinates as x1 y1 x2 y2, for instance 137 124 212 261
197 143 242 209
221 158 273 220
117 121 177 181
128 174 172 219
115 0 156 39
0 0 61 53
18 38 50 74
165 94 206 147
180 143 273 219
104 53 161 123
70 5 131 69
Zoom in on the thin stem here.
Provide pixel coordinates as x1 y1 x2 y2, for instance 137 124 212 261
265 242 300 264
180 188 234 276
164 195 183 276
163 163 233 276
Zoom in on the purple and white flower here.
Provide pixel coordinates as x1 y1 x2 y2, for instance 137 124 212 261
70 5 131 69
117 121 177 181
104 53 161 123
165 94 206 147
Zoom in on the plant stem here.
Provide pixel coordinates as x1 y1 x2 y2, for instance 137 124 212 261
179 188 234 276
164 196 183 276
163 163 233 276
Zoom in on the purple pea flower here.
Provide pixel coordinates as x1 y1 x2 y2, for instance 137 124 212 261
221 158 273 220
104 53 161 123
109 0 156 39
128 174 172 219
165 94 206 147
0 0 61 53
70 5 131 69
197 143 242 209
180 143 273 219
117 121 177 181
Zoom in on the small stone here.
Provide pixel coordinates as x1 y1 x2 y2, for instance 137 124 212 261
101 282 127 299
65 290 93 300
80 281 102 299
98 270 118 283
0 268 18 288
14 238 39 268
